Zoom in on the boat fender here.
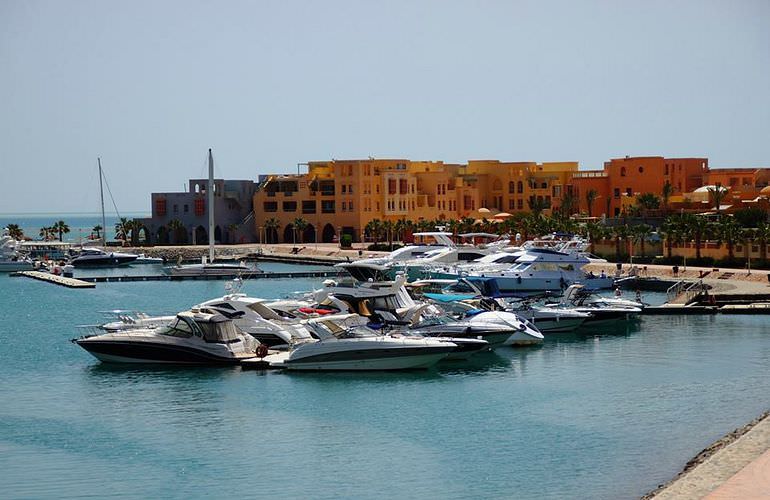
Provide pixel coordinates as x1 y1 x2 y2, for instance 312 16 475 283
256 344 268 358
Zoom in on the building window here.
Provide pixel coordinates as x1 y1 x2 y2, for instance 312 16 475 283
173 204 178 213
302 201 316 214
517 199 523 210
541 182 547 189
665 164 669 175
399 179 408 194
155 198 166 216
388 179 397 195
321 200 335 213
263 201 277 212
282 201 297 212
349 201 354 211
639 166 644 173
194 198 205 216
626 188 632 196
517 181 523 194
614 188 620 198
184 204 189 213
342 185 346 193
342 201 346 211
348 185 353 194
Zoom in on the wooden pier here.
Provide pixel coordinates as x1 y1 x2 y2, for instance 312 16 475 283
14 271 95 288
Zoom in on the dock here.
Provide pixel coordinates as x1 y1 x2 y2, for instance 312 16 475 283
14 271 95 288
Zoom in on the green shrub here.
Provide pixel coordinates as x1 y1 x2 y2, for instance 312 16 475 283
340 234 353 248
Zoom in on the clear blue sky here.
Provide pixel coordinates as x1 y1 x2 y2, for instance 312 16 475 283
2 0 768 213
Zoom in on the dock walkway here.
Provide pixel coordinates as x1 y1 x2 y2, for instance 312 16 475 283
15 271 95 288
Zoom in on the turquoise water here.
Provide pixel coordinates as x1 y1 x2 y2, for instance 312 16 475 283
1 274 769 499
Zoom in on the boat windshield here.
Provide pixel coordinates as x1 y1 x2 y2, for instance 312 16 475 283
444 281 477 294
158 318 195 338
415 316 454 328
319 320 377 339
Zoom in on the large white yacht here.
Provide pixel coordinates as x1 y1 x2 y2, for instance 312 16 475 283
73 309 260 364
0 229 33 272
356 231 457 267
464 248 613 292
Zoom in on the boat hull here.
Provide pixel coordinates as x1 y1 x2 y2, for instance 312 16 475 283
273 346 454 371
527 316 586 333
75 339 248 365
71 256 137 268
0 261 34 272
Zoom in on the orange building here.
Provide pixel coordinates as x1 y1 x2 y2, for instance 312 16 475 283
569 156 708 217
252 158 578 244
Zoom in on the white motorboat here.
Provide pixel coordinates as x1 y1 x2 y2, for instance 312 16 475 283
502 300 590 333
197 293 314 349
263 314 455 371
356 232 458 267
545 284 642 325
0 229 33 272
73 309 260 364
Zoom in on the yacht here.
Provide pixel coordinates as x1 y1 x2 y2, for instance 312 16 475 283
0 229 33 272
408 312 541 347
356 232 457 267
464 248 614 292
545 284 642 325
69 247 139 267
262 314 455 370
73 309 260 364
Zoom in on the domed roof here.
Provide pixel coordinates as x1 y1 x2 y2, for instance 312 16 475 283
693 185 728 193
760 185 770 194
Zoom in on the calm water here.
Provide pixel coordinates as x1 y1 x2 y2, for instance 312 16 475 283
1 273 769 499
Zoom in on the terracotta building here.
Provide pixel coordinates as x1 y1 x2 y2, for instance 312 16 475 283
569 156 709 217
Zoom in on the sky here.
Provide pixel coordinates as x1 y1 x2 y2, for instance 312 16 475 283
1 0 769 213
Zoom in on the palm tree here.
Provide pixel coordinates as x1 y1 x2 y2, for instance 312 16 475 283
6 224 24 240
292 217 308 244
382 220 395 250
560 191 577 217
365 219 383 244
707 186 728 215
394 218 408 243
53 220 70 242
38 226 51 241
756 222 770 262
167 219 185 244
115 218 129 243
584 221 608 254
264 217 280 244
92 225 103 240
661 215 684 259
629 224 652 258
585 189 598 217
683 214 711 261
661 181 674 214
612 224 629 261
527 197 548 216
715 216 743 261
636 193 660 213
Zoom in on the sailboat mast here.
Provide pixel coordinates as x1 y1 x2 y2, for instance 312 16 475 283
208 148 214 263
98 158 107 248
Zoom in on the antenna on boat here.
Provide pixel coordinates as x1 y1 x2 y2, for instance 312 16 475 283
98 157 106 248
208 148 214 264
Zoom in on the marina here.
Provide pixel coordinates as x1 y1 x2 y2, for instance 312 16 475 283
1 269 769 499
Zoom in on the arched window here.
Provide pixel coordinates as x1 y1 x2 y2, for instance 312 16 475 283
621 167 626 177
517 181 523 194
509 181 515 194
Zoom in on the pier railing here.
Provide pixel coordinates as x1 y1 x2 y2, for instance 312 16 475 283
666 279 706 304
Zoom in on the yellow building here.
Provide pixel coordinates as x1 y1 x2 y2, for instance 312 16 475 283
252 158 580 244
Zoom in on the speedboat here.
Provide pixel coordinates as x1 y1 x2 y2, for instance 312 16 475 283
505 301 590 333
69 247 138 267
263 314 455 371
408 312 542 347
545 284 642 325
72 309 260 364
